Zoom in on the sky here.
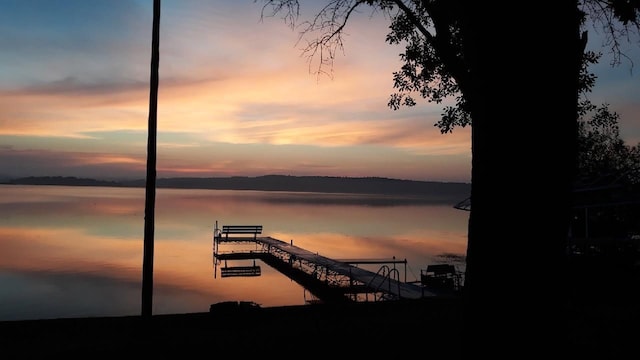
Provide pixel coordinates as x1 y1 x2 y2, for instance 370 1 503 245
0 1 638 183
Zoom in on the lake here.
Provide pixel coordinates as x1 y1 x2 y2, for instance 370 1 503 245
0 184 469 321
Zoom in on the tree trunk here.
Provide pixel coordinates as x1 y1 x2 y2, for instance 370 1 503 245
462 1 578 357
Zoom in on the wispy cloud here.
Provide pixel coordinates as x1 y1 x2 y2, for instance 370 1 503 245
1 1 635 182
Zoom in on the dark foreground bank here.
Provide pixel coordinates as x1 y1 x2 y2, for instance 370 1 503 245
1 294 638 358
1 298 463 357
2 258 639 357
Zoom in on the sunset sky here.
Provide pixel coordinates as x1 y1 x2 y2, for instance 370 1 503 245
1 0 638 183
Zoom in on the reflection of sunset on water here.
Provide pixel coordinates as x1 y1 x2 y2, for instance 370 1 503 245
274 230 466 261
0 185 469 320
0 227 141 274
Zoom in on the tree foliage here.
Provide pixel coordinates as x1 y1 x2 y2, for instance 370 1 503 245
573 102 640 247
259 0 471 133
581 0 640 67
576 1 640 186
259 0 639 134
577 103 640 185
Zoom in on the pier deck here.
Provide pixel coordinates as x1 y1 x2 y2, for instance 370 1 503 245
213 224 441 302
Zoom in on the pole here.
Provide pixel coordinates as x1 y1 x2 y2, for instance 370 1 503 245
142 0 161 319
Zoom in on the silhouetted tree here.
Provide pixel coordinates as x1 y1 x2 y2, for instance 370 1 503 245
576 34 640 186
572 102 640 248
571 21 640 255
258 0 639 356
577 103 640 185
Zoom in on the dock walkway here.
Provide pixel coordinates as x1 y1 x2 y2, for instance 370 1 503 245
213 224 440 302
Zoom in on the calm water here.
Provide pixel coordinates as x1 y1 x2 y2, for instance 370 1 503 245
0 184 469 321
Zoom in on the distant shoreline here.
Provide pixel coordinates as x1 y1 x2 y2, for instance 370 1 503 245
2 175 471 199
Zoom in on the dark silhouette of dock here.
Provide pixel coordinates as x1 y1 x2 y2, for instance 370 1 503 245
213 224 447 304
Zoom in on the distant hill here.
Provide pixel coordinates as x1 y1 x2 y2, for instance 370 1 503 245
4 176 121 187
3 175 470 200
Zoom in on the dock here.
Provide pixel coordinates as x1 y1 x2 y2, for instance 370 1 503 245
212 224 447 303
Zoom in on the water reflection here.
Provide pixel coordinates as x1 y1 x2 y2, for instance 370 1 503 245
0 185 469 321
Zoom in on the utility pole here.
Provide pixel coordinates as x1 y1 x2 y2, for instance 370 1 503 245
142 0 160 319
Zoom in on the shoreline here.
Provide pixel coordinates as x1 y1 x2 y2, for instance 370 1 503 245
1 293 638 357
1 298 463 356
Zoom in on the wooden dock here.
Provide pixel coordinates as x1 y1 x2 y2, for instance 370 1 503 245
213 224 442 302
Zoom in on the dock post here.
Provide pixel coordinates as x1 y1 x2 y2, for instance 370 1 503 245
213 221 218 255
404 258 407 283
